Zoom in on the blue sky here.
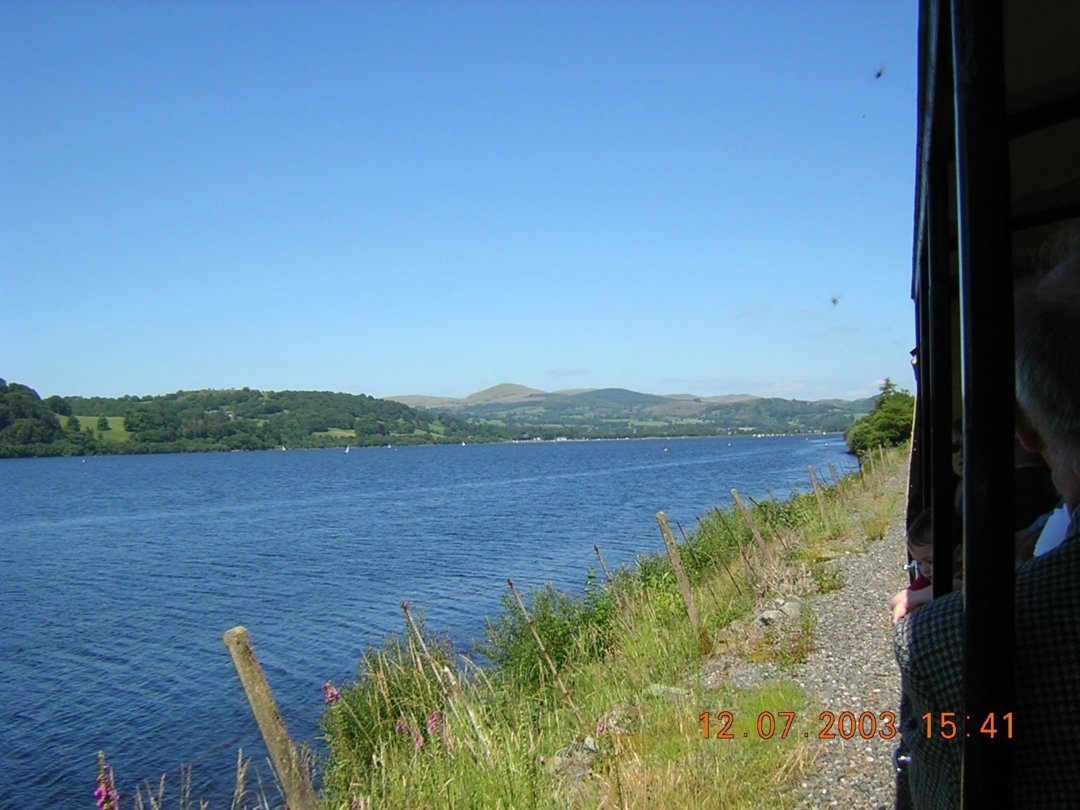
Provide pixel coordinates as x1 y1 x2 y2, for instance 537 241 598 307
2 1 918 402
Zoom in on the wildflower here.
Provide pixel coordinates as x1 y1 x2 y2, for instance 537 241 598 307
596 720 607 735
395 715 424 749
426 709 451 751
95 751 119 810
426 711 444 735
322 681 341 704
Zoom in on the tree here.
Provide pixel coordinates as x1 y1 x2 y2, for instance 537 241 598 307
44 395 72 416
97 415 111 431
844 380 915 457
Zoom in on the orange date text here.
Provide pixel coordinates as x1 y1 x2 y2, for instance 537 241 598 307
698 710 897 741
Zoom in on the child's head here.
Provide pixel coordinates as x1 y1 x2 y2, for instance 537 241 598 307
906 509 963 581
907 510 935 579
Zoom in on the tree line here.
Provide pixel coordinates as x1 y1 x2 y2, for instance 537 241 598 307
0 376 909 459
0 380 512 458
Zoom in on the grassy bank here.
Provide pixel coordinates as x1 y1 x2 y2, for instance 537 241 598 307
317 448 906 809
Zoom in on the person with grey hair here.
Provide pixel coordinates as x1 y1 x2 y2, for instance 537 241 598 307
894 256 1080 808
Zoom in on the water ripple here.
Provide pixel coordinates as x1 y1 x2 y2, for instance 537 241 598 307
0 436 856 807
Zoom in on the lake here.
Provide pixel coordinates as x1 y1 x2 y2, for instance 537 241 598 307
0 435 856 807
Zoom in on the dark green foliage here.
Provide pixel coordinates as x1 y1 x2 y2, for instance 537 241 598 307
0 378 511 457
843 378 914 458
0 379 87 457
476 579 617 694
44 395 72 416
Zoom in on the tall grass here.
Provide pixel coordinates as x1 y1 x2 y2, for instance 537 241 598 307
93 749 279 810
318 446 909 808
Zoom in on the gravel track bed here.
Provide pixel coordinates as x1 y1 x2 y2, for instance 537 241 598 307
789 478 909 809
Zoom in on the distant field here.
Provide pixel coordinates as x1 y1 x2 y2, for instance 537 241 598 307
75 415 131 442
314 428 355 438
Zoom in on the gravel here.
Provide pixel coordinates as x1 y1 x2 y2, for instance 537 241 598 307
788 486 909 809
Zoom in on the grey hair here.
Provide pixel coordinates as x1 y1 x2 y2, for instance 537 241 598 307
1014 257 1080 448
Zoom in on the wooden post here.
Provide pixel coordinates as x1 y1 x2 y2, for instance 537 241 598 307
222 627 317 810
593 544 613 583
656 512 709 655
731 489 767 553
808 466 828 528
828 462 843 489
714 507 759 576
506 579 584 725
675 519 727 608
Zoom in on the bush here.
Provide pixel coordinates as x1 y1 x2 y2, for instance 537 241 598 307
476 578 617 693
844 378 914 457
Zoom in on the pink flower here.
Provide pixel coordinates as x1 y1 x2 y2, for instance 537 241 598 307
596 720 607 735
427 711 444 735
322 682 341 704
95 752 119 810
395 715 424 749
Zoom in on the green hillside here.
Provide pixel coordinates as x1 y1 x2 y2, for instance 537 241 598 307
0 380 504 458
1 376 875 458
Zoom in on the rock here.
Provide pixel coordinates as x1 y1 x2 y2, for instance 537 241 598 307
780 599 804 619
597 702 640 735
549 748 593 781
756 609 786 626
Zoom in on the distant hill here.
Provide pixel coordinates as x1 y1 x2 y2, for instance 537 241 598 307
391 383 544 410
388 384 875 436
465 383 546 404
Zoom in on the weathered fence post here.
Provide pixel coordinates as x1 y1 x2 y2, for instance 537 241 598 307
731 489 767 554
506 579 584 725
656 512 709 655
808 465 829 528
593 544 613 583
828 462 843 489
222 626 317 810
715 506 759 576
